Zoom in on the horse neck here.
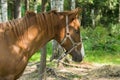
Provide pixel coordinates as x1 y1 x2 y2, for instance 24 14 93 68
36 13 59 38
26 13 60 58
53 16 66 43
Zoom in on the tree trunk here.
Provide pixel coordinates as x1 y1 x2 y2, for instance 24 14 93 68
41 0 47 12
71 0 75 10
8 0 14 20
50 0 64 61
118 0 120 23
1 0 8 22
39 0 47 80
91 8 95 27
14 0 21 18
51 0 64 12
34 0 37 13
0 1 2 22
39 46 47 80
25 0 29 11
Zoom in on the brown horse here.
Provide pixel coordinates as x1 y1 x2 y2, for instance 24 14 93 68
0 8 84 80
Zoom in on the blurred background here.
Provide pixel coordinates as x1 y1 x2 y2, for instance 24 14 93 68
0 0 120 64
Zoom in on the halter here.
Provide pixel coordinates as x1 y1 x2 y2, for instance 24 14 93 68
57 15 82 62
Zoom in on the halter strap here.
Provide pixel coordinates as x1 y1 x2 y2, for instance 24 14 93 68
61 15 76 45
60 16 80 46
60 16 69 45
58 15 82 62
66 15 69 35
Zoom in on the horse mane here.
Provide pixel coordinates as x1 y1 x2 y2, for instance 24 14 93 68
35 10 59 35
0 14 33 38
0 10 59 39
0 8 80 37
0 18 22 32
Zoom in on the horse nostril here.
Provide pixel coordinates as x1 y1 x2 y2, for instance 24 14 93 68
72 53 83 62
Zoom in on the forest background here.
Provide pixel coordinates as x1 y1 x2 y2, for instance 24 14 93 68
0 0 120 64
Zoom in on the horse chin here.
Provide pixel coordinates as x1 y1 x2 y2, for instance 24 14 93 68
70 50 83 62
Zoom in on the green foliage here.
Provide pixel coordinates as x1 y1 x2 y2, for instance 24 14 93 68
64 0 71 10
21 4 25 17
82 25 120 52
81 25 120 64
77 0 119 27
110 23 120 39
29 51 40 62
46 41 53 58
36 4 41 12
29 41 53 62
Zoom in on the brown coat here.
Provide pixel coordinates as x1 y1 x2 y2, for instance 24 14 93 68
0 8 82 80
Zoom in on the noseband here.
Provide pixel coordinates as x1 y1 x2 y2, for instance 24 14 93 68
58 15 82 62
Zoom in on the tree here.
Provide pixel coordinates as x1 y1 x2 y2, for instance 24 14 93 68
91 8 95 27
14 0 21 18
1 0 8 22
25 0 29 11
8 0 14 20
34 0 37 13
50 0 64 62
39 46 47 80
0 2 2 22
71 0 75 10
51 0 64 11
39 1 48 80
118 0 120 23
41 0 47 12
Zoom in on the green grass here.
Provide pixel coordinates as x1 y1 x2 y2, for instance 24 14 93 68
84 50 120 64
29 46 120 65
29 41 52 62
29 41 120 64
29 52 40 62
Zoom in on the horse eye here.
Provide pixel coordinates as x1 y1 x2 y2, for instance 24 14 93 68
75 30 79 34
72 18 75 21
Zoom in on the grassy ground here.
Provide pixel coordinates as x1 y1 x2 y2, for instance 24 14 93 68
29 48 120 65
84 51 120 64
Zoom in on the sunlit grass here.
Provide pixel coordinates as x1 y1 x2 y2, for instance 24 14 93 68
29 52 40 62
29 41 120 64
29 41 52 62
84 50 120 64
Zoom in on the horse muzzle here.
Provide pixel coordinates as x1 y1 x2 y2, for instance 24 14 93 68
71 43 85 62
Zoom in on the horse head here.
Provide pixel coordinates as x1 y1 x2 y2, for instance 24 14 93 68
54 8 85 62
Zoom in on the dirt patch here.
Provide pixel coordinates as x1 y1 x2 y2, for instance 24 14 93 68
18 62 120 80
82 65 120 80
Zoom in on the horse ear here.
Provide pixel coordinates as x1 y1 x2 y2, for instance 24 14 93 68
70 8 82 15
68 8 82 19
56 8 82 16
76 8 82 15
25 11 36 17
